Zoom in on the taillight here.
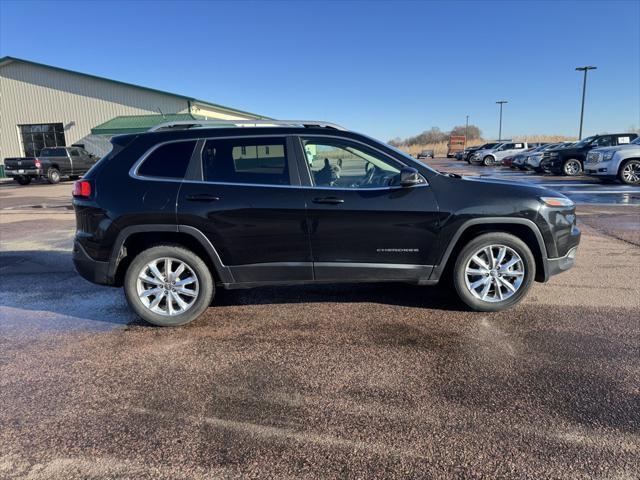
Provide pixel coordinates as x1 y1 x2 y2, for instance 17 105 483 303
34 159 42 168
72 180 92 198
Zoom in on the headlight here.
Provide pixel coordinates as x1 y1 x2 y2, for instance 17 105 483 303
540 196 574 207
603 151 615 161
548 152 559 158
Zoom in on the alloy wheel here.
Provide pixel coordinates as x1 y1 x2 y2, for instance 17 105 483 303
564 160 581 176
464 245 525 303
136 257 199 316
621 161 640 184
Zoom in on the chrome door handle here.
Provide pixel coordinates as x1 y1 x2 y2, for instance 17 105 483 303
185 194 220 202
312 197 344 205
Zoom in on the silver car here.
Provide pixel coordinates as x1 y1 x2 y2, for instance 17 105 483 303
471 142 529 166
523 143 569 172
584 137 640 184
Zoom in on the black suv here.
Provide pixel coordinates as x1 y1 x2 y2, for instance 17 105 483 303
72 120 580 326
541 133 638 176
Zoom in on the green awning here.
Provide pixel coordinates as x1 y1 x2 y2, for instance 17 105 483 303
91 113 208 135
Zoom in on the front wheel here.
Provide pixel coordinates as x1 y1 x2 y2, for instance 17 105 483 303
562 159 582 176
14 176 32 185
483 156 493 166
619 159 640 185
124 245 214 326
453 233 536 312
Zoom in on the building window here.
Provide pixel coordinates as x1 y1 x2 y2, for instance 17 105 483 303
19 123 66 157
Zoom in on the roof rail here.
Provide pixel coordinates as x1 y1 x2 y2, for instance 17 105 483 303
148 119 347 132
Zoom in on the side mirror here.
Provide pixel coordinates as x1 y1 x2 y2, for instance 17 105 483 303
400 167 424 187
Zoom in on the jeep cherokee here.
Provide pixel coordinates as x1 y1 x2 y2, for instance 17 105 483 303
72 120 580 326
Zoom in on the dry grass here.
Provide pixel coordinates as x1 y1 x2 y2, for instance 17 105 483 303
397 135 577 157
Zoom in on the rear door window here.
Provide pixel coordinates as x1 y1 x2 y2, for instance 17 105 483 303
138 140 197 179
202 137 290 185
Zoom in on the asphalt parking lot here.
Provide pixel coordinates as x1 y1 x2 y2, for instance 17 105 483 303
1 164 639 479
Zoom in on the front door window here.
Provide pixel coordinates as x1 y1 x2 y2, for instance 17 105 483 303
302 138 401 189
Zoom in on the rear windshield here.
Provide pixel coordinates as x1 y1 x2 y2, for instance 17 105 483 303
40 148 67 157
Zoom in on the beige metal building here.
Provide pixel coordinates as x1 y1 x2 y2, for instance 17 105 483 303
0 56 268 164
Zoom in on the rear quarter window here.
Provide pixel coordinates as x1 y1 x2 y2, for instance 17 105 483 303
137 140 197 179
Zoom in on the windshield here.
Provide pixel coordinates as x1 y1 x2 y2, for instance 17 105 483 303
631 137 640 145
484 142 502 149
573 135 597 148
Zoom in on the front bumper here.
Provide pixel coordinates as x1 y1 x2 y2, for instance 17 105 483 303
546 246 578 278
5 168 42 177
584 160 615 177
73 239 113 285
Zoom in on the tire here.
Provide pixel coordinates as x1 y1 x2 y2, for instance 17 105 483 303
483 156 494 166
562 159 582 176
618 159 640 185
46 168 61 184
14 176 31 185
123 245 214 326
453 232 536 312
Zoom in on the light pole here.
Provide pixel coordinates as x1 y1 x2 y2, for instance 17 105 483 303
465 115 469 149
575 66 597 139
496 101 507 141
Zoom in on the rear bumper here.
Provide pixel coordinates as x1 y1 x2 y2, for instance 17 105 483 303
5 168 42 177
73 239 113 285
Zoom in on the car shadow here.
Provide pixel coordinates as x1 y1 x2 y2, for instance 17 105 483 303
214 282 466 312
0 249 467 330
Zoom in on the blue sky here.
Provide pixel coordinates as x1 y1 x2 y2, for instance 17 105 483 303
1 0 638 141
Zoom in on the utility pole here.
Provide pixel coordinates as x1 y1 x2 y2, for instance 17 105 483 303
496 101 507 141
465 115 469 149
575 66 597 139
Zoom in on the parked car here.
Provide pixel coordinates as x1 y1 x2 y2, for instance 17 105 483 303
4 146 99 185
507 148 537 170
417 149 435 159
72 119 580 326
471 142 529 166
584 136 640 185
463 142 504 163
540 133 638 176
523 143 572 172
455 150 465 161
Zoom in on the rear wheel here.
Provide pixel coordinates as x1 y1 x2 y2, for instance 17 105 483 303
562 159 582 176
453 233 535 312
46 168 61 184
14 176 31 185
124 245 214 326
619 159 640 185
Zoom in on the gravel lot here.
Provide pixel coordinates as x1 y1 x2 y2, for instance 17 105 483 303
1 167 639 479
